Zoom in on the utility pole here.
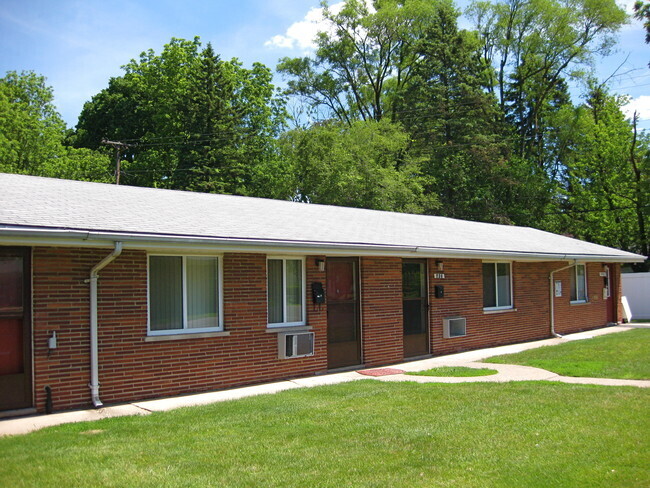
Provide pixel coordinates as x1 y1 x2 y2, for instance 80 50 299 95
101 139 137 185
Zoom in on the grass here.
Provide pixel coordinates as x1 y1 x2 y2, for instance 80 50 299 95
406 366 497 377
1 381 649 487
485 328 650 379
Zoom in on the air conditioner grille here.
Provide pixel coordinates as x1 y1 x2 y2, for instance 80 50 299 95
279 332 315 359
443 317 467 338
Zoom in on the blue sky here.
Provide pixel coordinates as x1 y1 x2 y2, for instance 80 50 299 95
1 0 648 129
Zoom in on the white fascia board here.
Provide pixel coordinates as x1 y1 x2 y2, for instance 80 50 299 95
0 227 645 263
412 247 646 263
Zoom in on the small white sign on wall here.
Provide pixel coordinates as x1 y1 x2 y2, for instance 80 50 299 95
554 280 562 297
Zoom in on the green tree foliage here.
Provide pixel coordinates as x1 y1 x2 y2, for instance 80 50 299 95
278 0 551 224
468 0 628 164
278 0 443 124
74 38 286 194
0 71 111 181
634 1 650 43
555 86 649 267
279 119 437 213
398 1 547 224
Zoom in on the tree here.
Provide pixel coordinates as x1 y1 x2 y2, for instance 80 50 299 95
634 1 650 43
277 0 446 124
279 119 437 213
395 0 548 224
467 0 628 162
0 71 112 181
74 38 286 194
556 86 649 268
0 71 66 175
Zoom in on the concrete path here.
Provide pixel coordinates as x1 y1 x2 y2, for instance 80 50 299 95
371 361 650 388
1 324 647 437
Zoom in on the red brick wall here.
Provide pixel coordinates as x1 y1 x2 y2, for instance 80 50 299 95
31 246 614 412
33 248 96 412
614 264 623 323
32 248 327 412
428 259 613 356
552 262 611 335
360 257 403 366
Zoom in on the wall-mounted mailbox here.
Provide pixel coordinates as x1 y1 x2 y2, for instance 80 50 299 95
311 282 325 304
434 285 445 298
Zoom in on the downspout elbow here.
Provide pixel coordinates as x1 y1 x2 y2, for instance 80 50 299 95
89 242 123 408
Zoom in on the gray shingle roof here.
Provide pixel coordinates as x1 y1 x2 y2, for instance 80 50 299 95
0 173 644 262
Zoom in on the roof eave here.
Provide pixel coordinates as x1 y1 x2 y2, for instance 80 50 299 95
0 226 645 263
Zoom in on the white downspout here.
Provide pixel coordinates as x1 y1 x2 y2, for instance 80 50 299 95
89 242 123 408
549 260 577 339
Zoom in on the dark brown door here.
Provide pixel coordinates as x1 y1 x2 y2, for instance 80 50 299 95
403 259 429 358
0 247 32 411
327 258 361 369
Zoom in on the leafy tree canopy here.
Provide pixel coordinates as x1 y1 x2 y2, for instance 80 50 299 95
74 37 287 194
279 118 437 213
0 70 112 181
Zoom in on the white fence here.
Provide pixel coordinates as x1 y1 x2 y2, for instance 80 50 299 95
621 272 650 320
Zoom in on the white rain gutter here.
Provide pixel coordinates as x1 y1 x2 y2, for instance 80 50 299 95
88 242 123 408
549 260 577 338
0 227 645 263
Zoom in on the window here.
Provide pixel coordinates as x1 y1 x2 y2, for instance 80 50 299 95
570 264 587 303
268 257 305 327
148 255 222 334
483 262 512 309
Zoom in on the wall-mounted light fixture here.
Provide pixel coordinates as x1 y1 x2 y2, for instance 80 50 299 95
436 260 444 271
48 331 57 350
316 259 325 272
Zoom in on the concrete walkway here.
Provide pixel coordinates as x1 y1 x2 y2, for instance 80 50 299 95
1 324 648 437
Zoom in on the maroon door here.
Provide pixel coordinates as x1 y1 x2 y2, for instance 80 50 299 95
0 248 32 411
327 258 361 369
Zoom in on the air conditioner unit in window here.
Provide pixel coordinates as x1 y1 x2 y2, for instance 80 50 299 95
278 332 315 359
443 317 467 338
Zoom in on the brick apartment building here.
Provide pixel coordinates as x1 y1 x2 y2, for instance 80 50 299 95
0 173 643 415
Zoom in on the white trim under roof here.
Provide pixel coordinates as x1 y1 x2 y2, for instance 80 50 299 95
0 226 643 263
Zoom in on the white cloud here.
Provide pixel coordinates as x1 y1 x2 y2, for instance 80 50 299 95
265 3 343 50
265 0 375 51
623 95 650 120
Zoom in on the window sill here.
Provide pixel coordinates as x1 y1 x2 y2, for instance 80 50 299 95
266 326 312 334
483 307 517 315
570 300 589 305
144 331 230 342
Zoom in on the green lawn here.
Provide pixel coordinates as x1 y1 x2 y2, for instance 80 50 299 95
406 366 497 377
485 328 650 379
1 381 648 487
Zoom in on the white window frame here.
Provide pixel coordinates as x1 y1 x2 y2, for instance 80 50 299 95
570 264 588 304
267 256 306 328
482 261 514 311
147 254 224 336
